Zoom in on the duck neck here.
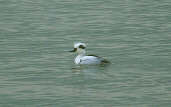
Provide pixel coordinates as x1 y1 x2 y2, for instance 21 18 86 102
77 50 86 56
76 53 85 60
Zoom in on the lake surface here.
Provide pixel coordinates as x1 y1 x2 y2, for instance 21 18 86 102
0 0 171 106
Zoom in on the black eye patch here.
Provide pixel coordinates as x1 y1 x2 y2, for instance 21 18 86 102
79 45 86 49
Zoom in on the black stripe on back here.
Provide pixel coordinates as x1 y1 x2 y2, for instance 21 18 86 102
87 54 100 58
88 54 110 64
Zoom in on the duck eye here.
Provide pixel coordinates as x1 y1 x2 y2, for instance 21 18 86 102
79 45 85 49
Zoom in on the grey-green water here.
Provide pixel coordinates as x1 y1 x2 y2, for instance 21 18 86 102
0 0 171 106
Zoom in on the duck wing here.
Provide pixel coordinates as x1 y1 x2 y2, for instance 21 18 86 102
87 54 110 64
80 56 101 64
79 55 110 64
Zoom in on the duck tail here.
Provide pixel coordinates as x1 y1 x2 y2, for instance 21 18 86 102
101 59 110 64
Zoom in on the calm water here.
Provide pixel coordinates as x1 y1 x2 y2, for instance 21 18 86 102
0 0 171 106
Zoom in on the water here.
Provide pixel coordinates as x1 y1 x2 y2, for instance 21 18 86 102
0 0 171 106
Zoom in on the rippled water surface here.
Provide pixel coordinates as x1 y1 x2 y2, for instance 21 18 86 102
0 0 171 106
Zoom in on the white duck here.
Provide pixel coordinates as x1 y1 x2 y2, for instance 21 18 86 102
69 42 110 65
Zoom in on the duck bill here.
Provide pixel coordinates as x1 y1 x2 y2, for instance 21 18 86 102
69 48 77 52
